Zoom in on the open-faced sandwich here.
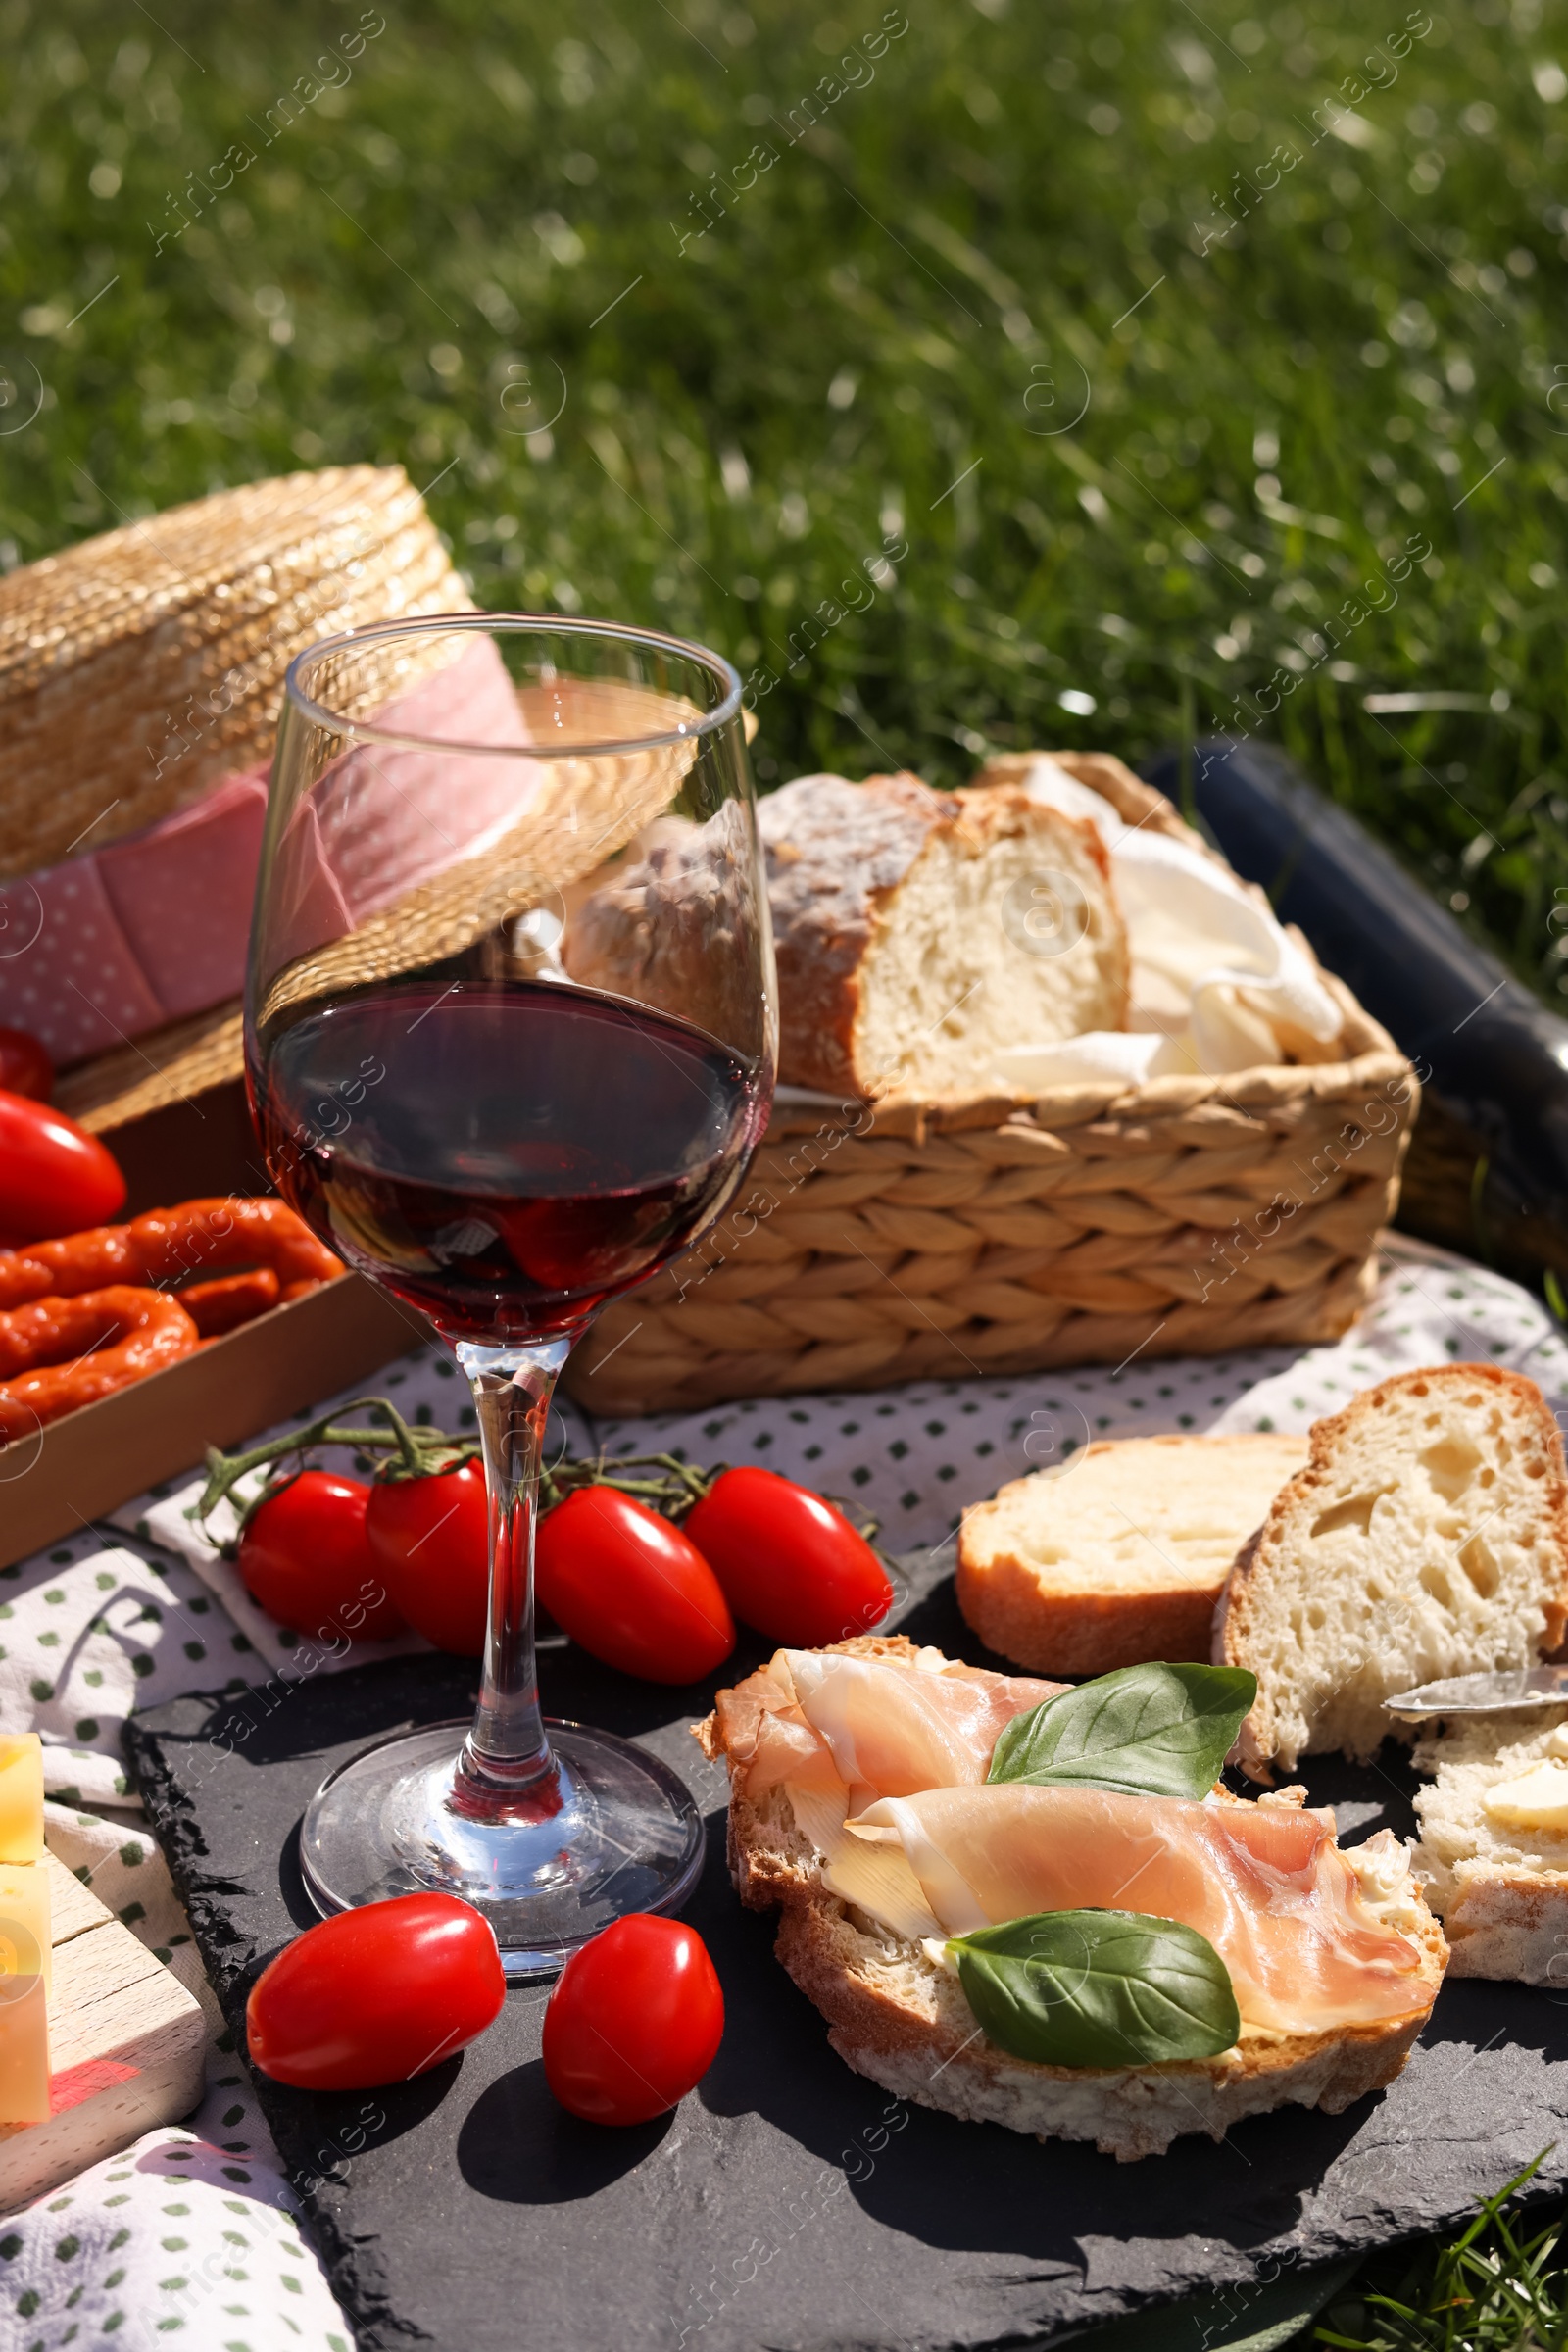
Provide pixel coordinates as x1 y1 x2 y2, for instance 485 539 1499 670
698 1635 1446 2160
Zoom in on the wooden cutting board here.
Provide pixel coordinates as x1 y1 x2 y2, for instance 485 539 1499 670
0 1851 207 2213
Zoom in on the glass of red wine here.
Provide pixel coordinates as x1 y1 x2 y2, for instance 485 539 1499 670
246 614 776 1973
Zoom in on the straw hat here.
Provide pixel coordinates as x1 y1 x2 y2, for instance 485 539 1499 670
0 464 468 879
3 465 469 1135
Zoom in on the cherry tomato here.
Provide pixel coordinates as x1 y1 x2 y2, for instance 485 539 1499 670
0 1029 51 1102
0 1090 124 1243
683 1466 893 1646
534 1487 734 1684
367 1461 490 1654
239 1470 406 1642
247 1892 506 2091
543 1914 723 2125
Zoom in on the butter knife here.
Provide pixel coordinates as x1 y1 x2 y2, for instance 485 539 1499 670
1382 1666 1568 1720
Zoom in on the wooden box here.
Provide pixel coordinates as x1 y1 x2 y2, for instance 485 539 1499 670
2 1068 422 1571
0 1851 206 2213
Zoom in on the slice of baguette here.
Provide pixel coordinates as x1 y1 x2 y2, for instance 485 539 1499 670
956 1433 1310 1675
1216 1365 1568 1775
1411 1710 1568 1982
698 1639 1446 2162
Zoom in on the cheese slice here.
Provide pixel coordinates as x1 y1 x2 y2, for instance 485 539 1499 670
0 1737 42 1864
0 1857 51 2125
0 1861 51 2000
1482 1758 1568 1832
0 1976 48 2126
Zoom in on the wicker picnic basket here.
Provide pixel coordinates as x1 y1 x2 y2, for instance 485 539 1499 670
565 759 1418 1415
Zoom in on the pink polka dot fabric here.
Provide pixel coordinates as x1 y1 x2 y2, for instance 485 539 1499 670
0 633 532 1067
0 856 167 1063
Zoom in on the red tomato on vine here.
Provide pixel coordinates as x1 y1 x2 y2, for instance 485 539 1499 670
683 1466 893 1646
238 1471 405 1642
368 1460 491 1653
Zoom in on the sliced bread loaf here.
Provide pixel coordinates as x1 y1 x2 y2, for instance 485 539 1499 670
1216 1365 1568 1774
1411 1710 1568 1982
699 1638 1446 2160
757 772 1128 1098
956 1432 1309 1674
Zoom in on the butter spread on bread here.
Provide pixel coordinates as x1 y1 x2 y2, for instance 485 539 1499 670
1412 1711 1568 1980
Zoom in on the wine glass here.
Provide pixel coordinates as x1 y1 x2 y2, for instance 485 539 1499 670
245 614 776 1974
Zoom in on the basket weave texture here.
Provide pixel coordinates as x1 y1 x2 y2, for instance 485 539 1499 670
0 464 467 878
566 991 1416 1415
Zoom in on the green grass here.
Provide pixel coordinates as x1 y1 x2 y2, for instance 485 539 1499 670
1316 2158 1568 2352
5 0 1568 1003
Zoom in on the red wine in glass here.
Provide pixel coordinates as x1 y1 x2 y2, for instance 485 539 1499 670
253 976 766 1341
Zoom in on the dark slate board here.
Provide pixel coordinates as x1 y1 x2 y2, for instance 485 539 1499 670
124 1555 1568 2352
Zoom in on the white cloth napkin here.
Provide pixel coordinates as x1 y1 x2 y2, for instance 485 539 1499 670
990 755 1345 1090
126 1477 433 1678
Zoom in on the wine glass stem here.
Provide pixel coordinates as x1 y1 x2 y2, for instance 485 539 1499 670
452 1335 572 1813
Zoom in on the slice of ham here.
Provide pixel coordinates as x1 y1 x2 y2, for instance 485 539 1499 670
849 1783 1428 2034
716 1647 1064 1812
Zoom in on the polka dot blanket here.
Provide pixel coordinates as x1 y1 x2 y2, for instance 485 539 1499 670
2 1232 1564 2350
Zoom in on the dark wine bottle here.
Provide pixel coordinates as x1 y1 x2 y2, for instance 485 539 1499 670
1139 735 1568 1292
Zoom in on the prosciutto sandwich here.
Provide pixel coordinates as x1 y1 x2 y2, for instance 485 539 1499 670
698 1635 1446 2161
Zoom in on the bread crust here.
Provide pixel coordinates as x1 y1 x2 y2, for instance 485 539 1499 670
560 799 765 1059
958 1571 1221 1677
956 1433 1307 1675
760 772 946 1097
700 1638 1446 2159
1217 1364 1568 1774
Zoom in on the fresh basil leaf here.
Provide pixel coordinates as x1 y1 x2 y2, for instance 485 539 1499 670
987 1662 1257 1801
950 1908 1240 2070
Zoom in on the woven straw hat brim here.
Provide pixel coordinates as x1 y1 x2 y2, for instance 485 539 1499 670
53 1000 246 1136
0 464 470 878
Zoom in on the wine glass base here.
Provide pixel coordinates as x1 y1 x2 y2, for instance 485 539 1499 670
298 1719 705 1978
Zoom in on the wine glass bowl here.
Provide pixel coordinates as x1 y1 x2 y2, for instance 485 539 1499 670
245 616 776 1972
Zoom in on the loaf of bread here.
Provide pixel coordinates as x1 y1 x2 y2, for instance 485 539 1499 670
560 805 770 1064
956 1432 1310 1674
758 772 1128 1098
1215 1365 1568 1774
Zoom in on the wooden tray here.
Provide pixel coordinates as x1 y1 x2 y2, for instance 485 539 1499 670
0 1272 422 1572
0 1852 206 2213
